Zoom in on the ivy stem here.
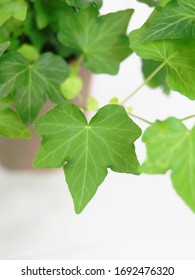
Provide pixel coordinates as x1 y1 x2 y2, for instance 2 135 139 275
180 114 195 122
121 61 166 105
128 113 152 125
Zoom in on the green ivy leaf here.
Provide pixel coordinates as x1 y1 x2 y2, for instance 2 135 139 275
143 0 195 41
109 97 119 105
0 41 10 57
60 66 83 100
17 44 40 62
0 52 69 124
129 13 195 100
142 59 170 94
66 0 102 9
87 97 99 111
0 95 12 109
0 107 31 138
0 0 28 27
34 102 141 213
142 117 195 211
24 11 48 49
34 0 50 29
58 7 133 74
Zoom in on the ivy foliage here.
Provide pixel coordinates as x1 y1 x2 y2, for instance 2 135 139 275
0 52 69 124
0 41 10 56
0 104 31 139
143 0 195 41
141 59 170 94
34 102 141 213
0 0 28 27
0 0 195 213
129 8 195 99
66 0 102 9
58 7 133 74
142 118 195 211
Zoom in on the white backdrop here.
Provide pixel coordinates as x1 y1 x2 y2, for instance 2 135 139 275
0 0 195 259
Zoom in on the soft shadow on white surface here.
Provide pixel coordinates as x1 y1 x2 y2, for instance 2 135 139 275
1 167 195 260
0 0 195 260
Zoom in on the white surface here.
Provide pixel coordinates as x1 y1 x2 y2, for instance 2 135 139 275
0 0 195 260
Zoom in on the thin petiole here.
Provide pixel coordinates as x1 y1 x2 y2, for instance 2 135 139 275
128 112 152 125
121 61 166 105
180 114 195 122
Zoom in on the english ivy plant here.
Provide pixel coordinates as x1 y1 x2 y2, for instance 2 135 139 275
0 0 195 214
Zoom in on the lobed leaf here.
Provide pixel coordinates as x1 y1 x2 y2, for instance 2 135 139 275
0 52 69 124
58 7 133 74
129 10 195 100
34 102 141 213
143 0 195 41
142 118 195 211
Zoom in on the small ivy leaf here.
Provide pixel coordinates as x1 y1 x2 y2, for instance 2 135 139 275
60 66 83 100
142 118 195 211
0 0 28 27
66 0 102 9
127 106 133 114
142 59 170 95
0 41 10 57
143 0 195 41
87 97 99 111
129 10 195 100
33 102 141 213
17 44 40 62
0 107 31 138
0 52 69 124
58 7 133 74
109 97 119 105
61 76 83 100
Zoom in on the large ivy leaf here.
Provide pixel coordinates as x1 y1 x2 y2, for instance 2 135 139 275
58 7 133 74
34 102 141 213
142 118 195 211
0 0 28 27
66 0 102 9
0 52 69 124
142 59 170 94
0 41 10 57
143 0 195 41
129 12 195 100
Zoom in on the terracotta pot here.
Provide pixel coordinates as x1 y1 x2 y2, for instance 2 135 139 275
0 68 92 170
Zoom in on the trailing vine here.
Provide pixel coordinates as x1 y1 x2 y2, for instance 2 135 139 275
0 0 195 213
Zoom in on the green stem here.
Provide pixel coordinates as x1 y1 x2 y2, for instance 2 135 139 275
121 61 166 105
128 113 152 125
180 114 195 122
